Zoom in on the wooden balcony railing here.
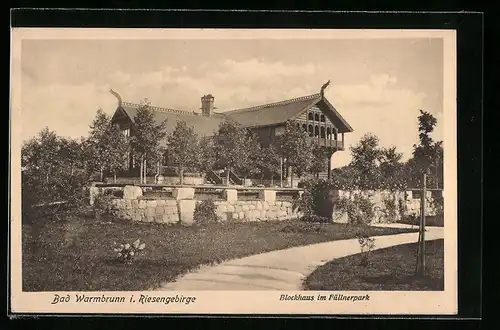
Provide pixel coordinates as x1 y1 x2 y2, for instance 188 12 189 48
310 137 344 150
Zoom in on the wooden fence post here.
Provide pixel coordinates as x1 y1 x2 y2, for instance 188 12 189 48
416 172 427 276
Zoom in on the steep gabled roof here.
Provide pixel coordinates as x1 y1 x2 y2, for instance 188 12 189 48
117 102 224 137
223 94 322 128
222 93 353 133
111 91 353 136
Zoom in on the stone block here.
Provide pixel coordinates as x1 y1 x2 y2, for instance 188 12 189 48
89 186 100 206
256 201 263 210
172 187 195 200
156 199 166 206
133 214 142 222
125 200 132 209
163 213 179 224
282 201 292 208
244 211 253 221
145 207 155 217
144 215 154 223
259 189 276 203
252 210 261 219
146 200 157 208
178 199 196 226
332 209 348 223
242 205 250 211
138 200 147 209
227 205 235 213
217 204 228 213
154 215 163 223
123 185 143 200
223 189 238 202
165 206 177 215
155 207 165 215
239 211 245 219
249 204 255 210
166 200 178 206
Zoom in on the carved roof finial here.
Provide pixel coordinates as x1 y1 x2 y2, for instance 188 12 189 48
109 89 122 107
320 80 331 97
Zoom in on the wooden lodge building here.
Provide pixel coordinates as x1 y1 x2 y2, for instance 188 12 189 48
110 84 353 184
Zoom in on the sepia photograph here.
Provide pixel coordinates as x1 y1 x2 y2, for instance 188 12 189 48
10 28 457 315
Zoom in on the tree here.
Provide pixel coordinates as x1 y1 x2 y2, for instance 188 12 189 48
197 136 217 174
85 109 113 181
411 110 443 188
379 146 405 191
349 133 382 189
130 101 168 184
310 142 329 178
21 128 88 222
214 120 249 185
106 124 129 183
85 109 129 182
255 143 281 186
280 121 314 187
22 127 61 184
167 120 199 185
234 130 260 185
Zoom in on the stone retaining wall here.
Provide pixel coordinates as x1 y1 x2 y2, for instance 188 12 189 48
331 189 443 224
106 186 301 226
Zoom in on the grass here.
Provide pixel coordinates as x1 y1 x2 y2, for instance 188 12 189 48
22 215 417 292
304 239 444 291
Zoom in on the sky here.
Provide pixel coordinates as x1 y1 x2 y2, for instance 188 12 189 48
19 37 444 168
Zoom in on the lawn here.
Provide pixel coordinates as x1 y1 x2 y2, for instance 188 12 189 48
304 239 444 291
22 216 417 291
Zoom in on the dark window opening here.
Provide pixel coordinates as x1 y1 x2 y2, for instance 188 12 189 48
320 127 326 138
320 114 326 122
308 112 314 120
314 126 319 137
314 113 320 121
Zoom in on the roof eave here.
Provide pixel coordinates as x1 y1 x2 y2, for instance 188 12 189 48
319 97 354 133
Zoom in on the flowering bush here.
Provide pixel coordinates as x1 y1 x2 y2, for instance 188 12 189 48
113 239 146 262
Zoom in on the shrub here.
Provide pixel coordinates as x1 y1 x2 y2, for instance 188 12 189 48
355 228 376 266
93 191 115 221
113 239 146 263
293 178 334 221
193 199 220 225
382 196 397 223
22 168 88 223
337 193 375 225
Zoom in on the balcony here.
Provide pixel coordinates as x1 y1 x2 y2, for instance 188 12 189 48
311 137 344 150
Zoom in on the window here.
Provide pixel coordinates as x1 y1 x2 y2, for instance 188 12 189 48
314 126 319 137
327 127 332 139
320 127 325 138
302 124 307 132
122 128 130 137
320 114 326 122
308 125 313 137
308 112 314 121
314 113 320 121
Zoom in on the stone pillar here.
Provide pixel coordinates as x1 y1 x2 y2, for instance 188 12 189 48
123 185 143 199
259 189 276 203
178 199 196 226
172 187 195 200
223 189 238 202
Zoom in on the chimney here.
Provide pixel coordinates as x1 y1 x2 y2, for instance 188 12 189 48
201 94 215 117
